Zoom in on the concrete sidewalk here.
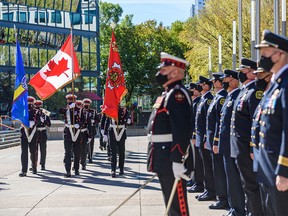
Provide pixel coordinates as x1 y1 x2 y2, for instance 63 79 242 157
0 136 228 216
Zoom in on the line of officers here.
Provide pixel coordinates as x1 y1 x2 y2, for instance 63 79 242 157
19 93 131 179
186 30 288 216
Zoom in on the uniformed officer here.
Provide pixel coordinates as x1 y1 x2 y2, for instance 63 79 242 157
230 58 263 215
19 96 39 176
254 30 288 215
218 70 245 216
104 106 131 177
58 94 85 177
147 52 193 215
34 100 51 171
187 83 204 193
249 66 273 215
206 72 228 209
83 98 99 164
195 76 215 201
99 112 110 159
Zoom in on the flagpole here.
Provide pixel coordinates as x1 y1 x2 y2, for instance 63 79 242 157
70 27 76 128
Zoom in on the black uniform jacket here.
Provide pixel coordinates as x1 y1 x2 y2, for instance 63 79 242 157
147 81 193 174
230 81 263 158
257 66 288 186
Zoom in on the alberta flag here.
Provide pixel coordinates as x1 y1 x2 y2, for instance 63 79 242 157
11 40 29 128
29 34 80 100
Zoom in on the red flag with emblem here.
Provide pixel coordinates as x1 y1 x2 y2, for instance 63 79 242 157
29 34 80 100
102 31 127 120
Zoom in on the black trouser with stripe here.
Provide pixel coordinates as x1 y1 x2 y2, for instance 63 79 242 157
158 172 189 216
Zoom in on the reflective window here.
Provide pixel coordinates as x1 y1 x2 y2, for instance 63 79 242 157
3 12 13 21
51 11 62 23
70 13 82 25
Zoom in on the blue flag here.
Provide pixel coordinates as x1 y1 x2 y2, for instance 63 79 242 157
11 40 29 128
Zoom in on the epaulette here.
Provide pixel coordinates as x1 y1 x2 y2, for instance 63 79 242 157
164 84 192 108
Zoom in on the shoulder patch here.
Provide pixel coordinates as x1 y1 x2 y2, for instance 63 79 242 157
255 90 263 99
207 99 212 105
174 92 185 103
220 98 225 105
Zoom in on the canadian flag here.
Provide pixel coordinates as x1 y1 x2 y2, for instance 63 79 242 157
29 34 80 100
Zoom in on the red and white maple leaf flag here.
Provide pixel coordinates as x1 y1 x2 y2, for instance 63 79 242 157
29 34 80 100
102 31 127 120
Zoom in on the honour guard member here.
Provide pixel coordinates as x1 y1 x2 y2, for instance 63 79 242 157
99 112 110 159
147 52 193 215
218 70 245 216
83 98 99 163
187 83 204 192
19 96 39 176
250 66 272 215
34 100 51 171
206 72 228 209
195 76 215 201
104 106 131 177
230 58 263 216
254 30 288 215
58 94 85 177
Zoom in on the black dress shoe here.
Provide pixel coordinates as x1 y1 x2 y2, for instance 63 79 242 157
29 167 33 171
19 172 27 177
64 173 71 178
188 185 204 193
82 166 86 170
75 170 80 175
209 201 229 209
33 169 37 174
41 166 45 170
195 191 207 199
88 159 93 163
186 180 194 187
197 194 216 201
111 172 116 178
119 171 124 175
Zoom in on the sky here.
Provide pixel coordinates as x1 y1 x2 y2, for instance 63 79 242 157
101 0 194 26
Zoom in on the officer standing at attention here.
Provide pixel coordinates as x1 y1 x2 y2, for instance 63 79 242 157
195 76 215 201
187 83 204 193
249 66 272 215
230 58 263 216
19 96 39 177
104 106 131 177
83 98 99 164
147 52 192 215
58 94 85 177
34 100 51 171
206 72 228 209
254 30 288 215
218 70 245 216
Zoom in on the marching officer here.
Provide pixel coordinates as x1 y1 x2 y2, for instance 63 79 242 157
19 96 40 176
218 70 245 216
230 58 263 216
83 98 99 164
254 30 288 215
34 100 51 171
99 112 109 159
147 52 193 215
104 106 131 177
206 72 228 209
187 82 204 193
195 76 215 201
58 94 85 177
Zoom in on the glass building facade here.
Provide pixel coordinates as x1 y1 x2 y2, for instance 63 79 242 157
0 0 100 95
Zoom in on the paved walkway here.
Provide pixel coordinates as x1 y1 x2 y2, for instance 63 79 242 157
0 136 228 216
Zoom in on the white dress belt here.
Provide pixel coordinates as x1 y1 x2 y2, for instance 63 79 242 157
147 134 173 143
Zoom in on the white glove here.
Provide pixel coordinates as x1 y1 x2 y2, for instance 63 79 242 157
74 124 80 129
101 129 104 136
103 135 108 142
127 118 131 124
88 138 92 143
29 121 35 128
91 120 95 124
40 116 45 123
172 162 191 181
69 103 75 109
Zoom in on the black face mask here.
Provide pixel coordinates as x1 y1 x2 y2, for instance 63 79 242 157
68 101 73 105
84 105 89 109
197 85 203 92
259 53 277 72
155 71 168 86
255 74 271 91
222 82 230 91
28 104 34 110
189 90 194 97
238 72 248 83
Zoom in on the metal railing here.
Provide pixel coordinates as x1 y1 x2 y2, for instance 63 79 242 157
0 129 21 149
